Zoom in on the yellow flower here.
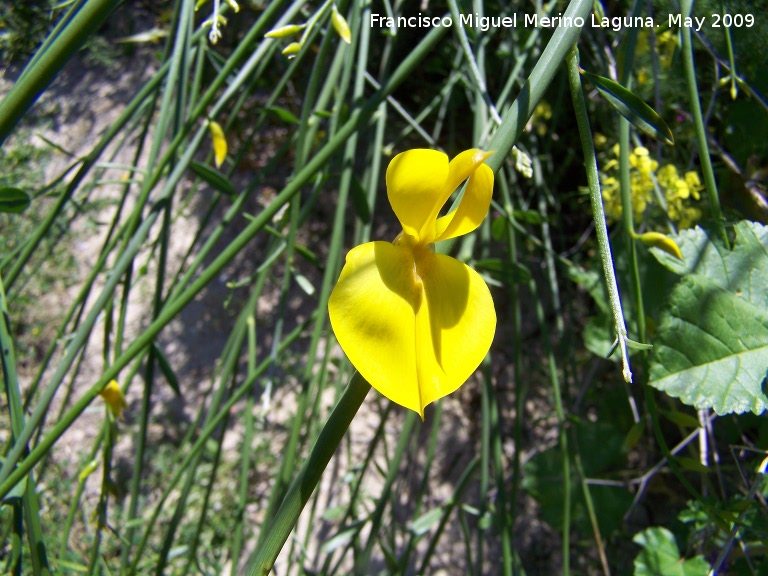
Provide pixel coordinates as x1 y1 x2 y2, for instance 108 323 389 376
100 380 126 419
329 149 497 418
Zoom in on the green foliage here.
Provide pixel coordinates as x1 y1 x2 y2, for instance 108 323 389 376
0 1 55 66
580 69 674 144
0 187 30 214
1 0 767 574
649 223 768 414
632 527 710 575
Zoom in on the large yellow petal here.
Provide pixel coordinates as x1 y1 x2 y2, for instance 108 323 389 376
328 241 424 414
412 250 496 414
434 161 494 242
329 240 496 418
386 150 448 243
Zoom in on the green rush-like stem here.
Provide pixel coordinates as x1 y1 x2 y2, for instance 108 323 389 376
496 172 525 575
572 437 611 575
616 1 648 358
1 273 50 574
229 312 259 574
126 314 310 573
484 0 593 171
435 0 592 262
566 48 633 382
357 411 417 574
417 456 480 576
245 372 372 575
680 0 728 247
619 117 647 350
0 0 121 147
0 12 448 508
257 18 346 551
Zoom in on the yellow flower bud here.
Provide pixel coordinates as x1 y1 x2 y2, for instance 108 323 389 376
331 5 352 44
78 459 100 483
99 380 127 419
282 42 303 57
265 24 305 39
208 120 228 168
638 231 683 260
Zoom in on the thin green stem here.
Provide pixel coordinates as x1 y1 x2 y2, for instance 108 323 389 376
566 48 633 383
245 372 371 575
0 0 120 146
0 273 50 575
484 0 593 171
680 0 728 247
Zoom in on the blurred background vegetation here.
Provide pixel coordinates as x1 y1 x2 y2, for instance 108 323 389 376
1 0 768 574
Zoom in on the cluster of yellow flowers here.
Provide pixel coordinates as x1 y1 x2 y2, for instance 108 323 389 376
636 29 679 86
600 145 703 228
657 164 704 229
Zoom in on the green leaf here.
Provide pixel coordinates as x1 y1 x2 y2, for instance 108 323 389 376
649 222 768 415
189 161 235 196
152 343 181 396
268 106 300 125
293 271 315 296
491 216 507 241
523 421 631 535
580 69 674 145
658 409 700 429
349 175 371 224
320 520 364 554
0 187 31 213
649 276 768 415
474 258 531 285
408 507 443 537
650 222 768 310
633 527 710 576
624 421 645 451
513 209 545 225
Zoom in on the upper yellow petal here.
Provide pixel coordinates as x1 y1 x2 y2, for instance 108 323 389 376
386 149 449 243
386 149 494 245
434 160 494 242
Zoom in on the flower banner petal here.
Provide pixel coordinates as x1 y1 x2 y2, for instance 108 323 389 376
434 161 494 242
412 250 496 415
386 149 448 242
328 242 424 414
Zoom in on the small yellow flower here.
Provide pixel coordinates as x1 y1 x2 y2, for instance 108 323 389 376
100 380 127 419
329 149 497 418
684 171 703 200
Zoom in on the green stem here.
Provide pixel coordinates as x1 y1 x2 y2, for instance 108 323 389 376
244 372 371 575
0 273 50 575
0 10 448 507
484 0 593 171
566 48 633 382
0 0 120 146
680 0 728 247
